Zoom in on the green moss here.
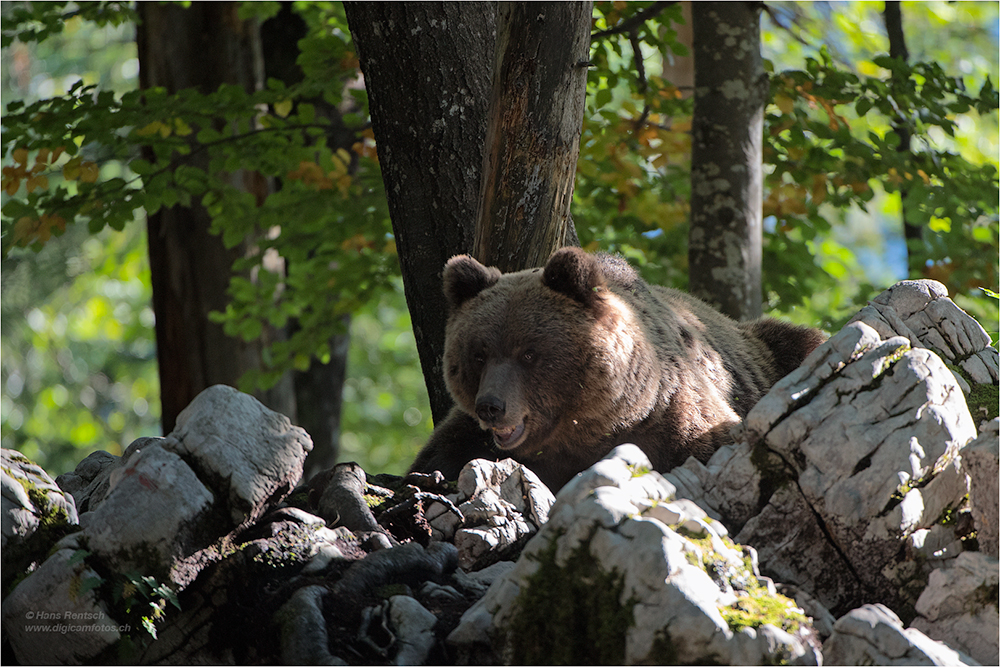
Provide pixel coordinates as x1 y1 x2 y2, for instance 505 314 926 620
685 533 808 637
720 586 807 635
946 361 999 423
627 462 652 478
505 534 637 665
15 476 73 527
967 382 999 422
873 342 910 379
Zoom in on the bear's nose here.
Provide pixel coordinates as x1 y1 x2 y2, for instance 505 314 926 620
476 394 506 424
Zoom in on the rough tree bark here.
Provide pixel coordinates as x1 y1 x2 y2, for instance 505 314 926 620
137 2 296 433
472 1 592 272
883 1 923 277
344 2 497 423
688 1 765 321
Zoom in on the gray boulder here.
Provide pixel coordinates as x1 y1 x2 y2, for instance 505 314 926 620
739 321 974 615
56 437 163 512
1 533 124 665
823 603 979 666
910 551 999 665
666 319 976 618
449 445 821 665
962 419 999 557
162 384 314 527
450 458 555 570
3 385 313 665
2 448 79 595
849 278 997 384
78 442 215 585
2 447 79 549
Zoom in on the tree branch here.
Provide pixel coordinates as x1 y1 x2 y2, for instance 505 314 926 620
591 1 677 41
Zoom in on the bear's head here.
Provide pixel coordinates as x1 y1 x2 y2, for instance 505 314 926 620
440 247 657 457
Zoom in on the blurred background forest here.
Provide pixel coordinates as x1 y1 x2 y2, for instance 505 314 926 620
2 1 998 477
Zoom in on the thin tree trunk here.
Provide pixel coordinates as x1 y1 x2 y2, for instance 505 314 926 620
883 1 922 277
138 2 295 433
472 1 591 272
688 1 765 321
344 2 496 423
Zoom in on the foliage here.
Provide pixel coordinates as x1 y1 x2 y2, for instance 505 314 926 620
0 1 418 475
338 284 433 476
582 1 999 335
763 49 998 327
578 1 694 289
1 1 392 392
1 222 158 474
108 568 180 641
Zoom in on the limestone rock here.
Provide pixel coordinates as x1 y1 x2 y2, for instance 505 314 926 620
163 384 313 527
910 551 999 665
823 603 978 666
2 448 79 550
962 419 999 557
385 595 438 665
737 321 975 616
55 438 164 513
849 278 998 420
662 441 761 533
79 442 215 585
1 534 123 665
2 448 80 595
849 279 992 363
451 458 555 570
54 448 120 512
449 445 820 665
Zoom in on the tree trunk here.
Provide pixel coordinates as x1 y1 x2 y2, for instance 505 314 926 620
688 1 765 321
344 2 496 424
472 1 591 272
138 2 295 433
883 1 922 277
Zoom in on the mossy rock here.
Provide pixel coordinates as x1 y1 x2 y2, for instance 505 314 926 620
504 535 636 665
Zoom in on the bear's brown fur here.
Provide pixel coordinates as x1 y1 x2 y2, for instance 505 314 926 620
409 248 826 491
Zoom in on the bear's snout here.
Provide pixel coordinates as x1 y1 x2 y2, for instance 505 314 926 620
476 394 506 423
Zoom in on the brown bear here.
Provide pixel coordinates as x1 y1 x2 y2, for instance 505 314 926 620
409 247 826 492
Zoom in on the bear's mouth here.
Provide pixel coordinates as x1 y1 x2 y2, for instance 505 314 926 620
491 421 526 449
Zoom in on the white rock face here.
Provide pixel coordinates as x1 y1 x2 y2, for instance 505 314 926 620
734 321 975 615
164 384 313 526
449 445 819 665
962 419 999 557
823 603 978 666
386 595 438 665
448 458 555 570
849 279 996 376
910 551 999 665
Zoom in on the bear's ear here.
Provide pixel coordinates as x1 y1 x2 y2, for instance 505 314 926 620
543 247 606 308
443 255 501 310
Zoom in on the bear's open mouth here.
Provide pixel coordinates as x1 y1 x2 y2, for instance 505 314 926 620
491 422 526 449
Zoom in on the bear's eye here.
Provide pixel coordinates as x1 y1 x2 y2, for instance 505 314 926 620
521 348 537 365
472 350 486 365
